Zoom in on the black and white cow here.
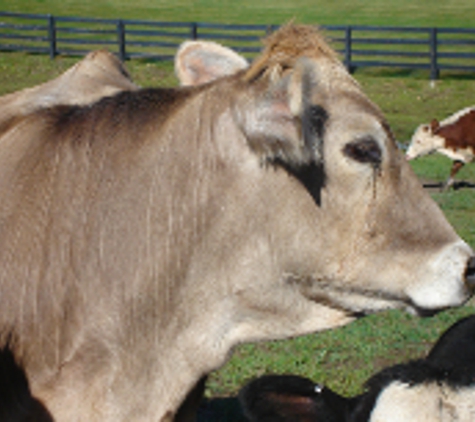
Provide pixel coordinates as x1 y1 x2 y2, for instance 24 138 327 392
239 315 475 422
0 343 53 422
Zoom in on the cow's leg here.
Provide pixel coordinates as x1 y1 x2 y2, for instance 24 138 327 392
443 160 465 191
173 376 207 422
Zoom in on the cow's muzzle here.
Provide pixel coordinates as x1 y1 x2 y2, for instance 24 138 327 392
465 256 475 292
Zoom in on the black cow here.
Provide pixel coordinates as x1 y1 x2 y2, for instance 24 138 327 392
239 315 475 422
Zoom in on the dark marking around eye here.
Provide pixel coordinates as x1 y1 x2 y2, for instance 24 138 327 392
343 137 382 167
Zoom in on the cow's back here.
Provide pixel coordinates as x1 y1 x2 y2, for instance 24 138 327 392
0 87 199 373
437 109 475 150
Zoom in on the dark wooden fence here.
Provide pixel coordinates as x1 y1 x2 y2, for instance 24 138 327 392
1 11 475 79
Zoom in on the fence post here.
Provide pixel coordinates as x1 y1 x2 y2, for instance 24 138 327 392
266 25 277 35
47 14 57 59
191 22 198 40
429 28 439 80
117 20 126 61
344 26 353 73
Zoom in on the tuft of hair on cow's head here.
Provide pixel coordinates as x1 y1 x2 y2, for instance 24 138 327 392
243 24 339 83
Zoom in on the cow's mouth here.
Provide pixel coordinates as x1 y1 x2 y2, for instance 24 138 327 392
298 281 407 318
300 280 452 320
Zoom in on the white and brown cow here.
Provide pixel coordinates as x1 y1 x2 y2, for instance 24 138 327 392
0 49 138 134
0 24 474 422
406 106 475 189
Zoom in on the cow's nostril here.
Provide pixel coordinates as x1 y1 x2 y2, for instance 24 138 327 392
464 257 475 292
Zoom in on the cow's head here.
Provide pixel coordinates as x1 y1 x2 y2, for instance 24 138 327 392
406 118 445 160
239 368 475 422
192 25 475 326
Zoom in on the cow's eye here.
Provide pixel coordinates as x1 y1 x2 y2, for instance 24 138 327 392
343 137 382 166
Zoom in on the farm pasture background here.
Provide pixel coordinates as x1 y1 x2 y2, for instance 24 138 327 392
1 0 475 27
1 1 475 420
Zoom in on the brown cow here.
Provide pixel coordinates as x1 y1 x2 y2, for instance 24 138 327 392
0 50 138 134
406 106 475 189
0 24 474 422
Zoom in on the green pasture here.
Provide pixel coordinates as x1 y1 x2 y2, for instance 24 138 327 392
2 0 475 27
1 2 475 420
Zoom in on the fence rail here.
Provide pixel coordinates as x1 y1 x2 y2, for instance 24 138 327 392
1 11 475 79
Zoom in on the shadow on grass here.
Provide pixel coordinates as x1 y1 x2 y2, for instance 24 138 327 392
440 72 475 81
452 181 475 190
354 67 475 81
423 179 475 192
354 67 430 79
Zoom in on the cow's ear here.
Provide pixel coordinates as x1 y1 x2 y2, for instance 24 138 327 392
430 118 440 133
238 375 346 422
236 57 326 169
175 41 248 86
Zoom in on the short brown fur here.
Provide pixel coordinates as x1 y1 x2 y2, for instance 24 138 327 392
244 24 339 81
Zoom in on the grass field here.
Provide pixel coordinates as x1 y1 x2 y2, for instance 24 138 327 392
1 2 475 420
2 0 475 27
